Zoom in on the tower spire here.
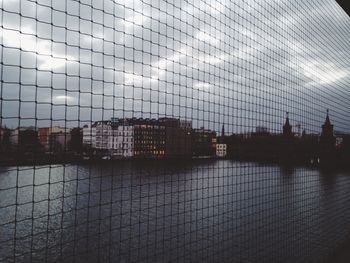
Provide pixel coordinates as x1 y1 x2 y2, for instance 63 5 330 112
320 108 335 147
321 109 334 138
283 111 292 137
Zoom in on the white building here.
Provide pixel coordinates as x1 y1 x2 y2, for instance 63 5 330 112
108 125 134 157
82 123 97 147
83 121 135 158
9 128 20 146
216 143 227 158
95 122 114 150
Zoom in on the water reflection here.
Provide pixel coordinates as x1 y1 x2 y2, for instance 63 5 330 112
1 160 350 263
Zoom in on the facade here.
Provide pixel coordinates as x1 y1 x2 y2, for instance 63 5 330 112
320 110 335 147
334 131 350 150
14 127 41 152
216 144 227 158
95 121 115 150
83 120 134 157
216 125 228 157
0 127 11 152
180 120 192 130
133 119 166 158
283 112 293 138
82 118 170 158
38 127 67 151
9 127 37 146
49 132 71 152
38 128 50 149
192 127 217 157
83 123 97 148
159 117 192 158
9 128 21 146
318 110 337 163
108 124 134 157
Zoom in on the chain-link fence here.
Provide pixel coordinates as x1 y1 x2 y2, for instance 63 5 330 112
1 0 350 262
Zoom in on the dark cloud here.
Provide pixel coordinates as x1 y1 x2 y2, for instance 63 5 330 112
1 0 350 134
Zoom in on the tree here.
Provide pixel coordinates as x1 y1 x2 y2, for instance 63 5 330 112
0 128 12 153
18 129 41 153
69 128 83 153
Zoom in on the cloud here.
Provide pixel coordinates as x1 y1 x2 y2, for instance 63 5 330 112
302 61 350 86
38 55 77 71
53 95 75 104
123 13 148 32
0 27 77 70
1 0 350 133
0 0 18 4
196 32 220 46
193 82 211 91
124 73 158 87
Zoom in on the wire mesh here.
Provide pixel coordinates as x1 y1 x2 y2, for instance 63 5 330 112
1 0 350 262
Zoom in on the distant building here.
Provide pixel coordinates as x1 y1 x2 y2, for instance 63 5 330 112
216 143 227 158
83 123 97 148
0 127 11 152
235 132 252 139
192 127 217 157
282 112 293 138
83 121 116 153
38 128 50 149
95 121 115 150
38 127 67 151
335 137 343 149
216 124 227 157
108 122 134 157
320 109 335 146
9 128 19 146
14 127 41 152
180 120 192 131
256 126 270 135
49 131 71 152
69 128 83 153
159 117 192 158
334 131 350 150
83 118 168 158
133 119 166 158
9 127 37 146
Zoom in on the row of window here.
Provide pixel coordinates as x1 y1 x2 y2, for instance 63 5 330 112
111 144 133 149
134 140 166 144
134 151 165 155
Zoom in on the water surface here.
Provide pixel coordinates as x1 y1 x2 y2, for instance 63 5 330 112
1 160 350 263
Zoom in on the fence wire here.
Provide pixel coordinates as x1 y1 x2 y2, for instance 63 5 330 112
1 0 350 262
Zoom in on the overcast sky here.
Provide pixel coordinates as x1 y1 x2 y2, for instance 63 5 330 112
1 0 350 134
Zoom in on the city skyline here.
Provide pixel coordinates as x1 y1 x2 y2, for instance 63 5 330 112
1 109 346 137
1 109 348 168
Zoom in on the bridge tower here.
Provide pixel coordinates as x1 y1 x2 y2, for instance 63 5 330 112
283 112 293 138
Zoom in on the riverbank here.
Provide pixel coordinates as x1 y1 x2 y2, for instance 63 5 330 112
1 152 349 170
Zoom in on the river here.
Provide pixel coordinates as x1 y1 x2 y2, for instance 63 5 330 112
1 160 350 263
